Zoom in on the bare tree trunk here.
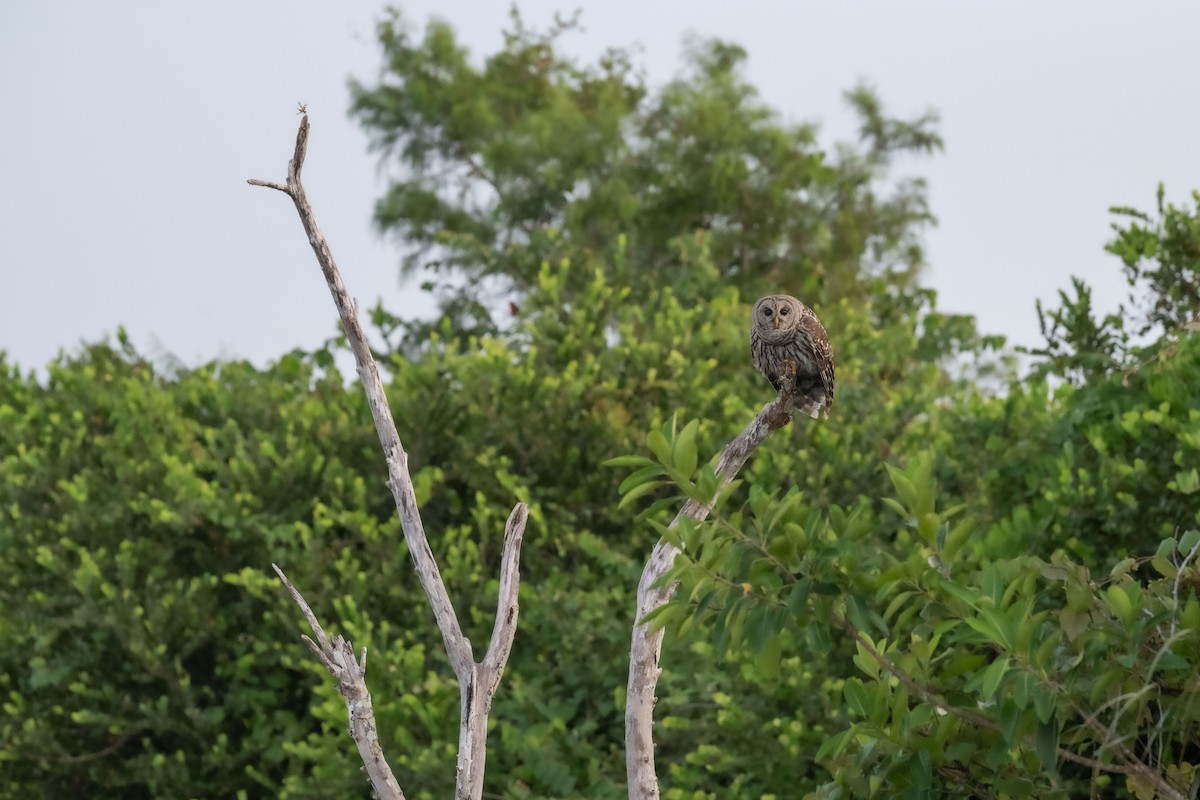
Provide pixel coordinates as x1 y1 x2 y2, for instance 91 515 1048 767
625 391 807 800
250 112 527 800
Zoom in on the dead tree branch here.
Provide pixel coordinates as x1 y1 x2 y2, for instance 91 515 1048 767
250 112 528 800
272 564 405 800
626 383 805 800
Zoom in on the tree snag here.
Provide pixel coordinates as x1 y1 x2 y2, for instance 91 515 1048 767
626 378 804 800
250 112 528 800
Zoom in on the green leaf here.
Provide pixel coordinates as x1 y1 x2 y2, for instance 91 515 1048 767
672 418 699 478
846 593 876 635
1157 536 1179 559
999 700 1022 746
1128 774 1159 800
602 454 657 469
756 633 782 679
815 727 854 762
806 622 832 653
1035 718 1059 776
886 466 918 513
944 741 975 763
638 601 683 631
1104 584 1134 626
881 497 909 519
981 565 1004 605
941 519 974 562
1151 554 1178 579
1179 528 1200 554
939 581 981 610
980 655 1009 701
618 465 666 494
695 465 718 504
616 480 666 511
1108 557 1137 581
917 512 940 545
852 632 882 679
1172 467 1199 494
646 429 672 466
963 615 1001 645
843 678 872 719
1058 609 1089 643
883 591 915 623
787 579 812 615
978 605 1015 650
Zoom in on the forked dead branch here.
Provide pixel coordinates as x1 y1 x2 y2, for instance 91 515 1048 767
249 113 528 800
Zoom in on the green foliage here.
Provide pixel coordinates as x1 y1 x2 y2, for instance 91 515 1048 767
1108 185 1200 338
3 7 1198 799
0 346 380 798
1026 184 1200 385
350 9 942 338
640 449 1200 798
608 181 1200 800
1029 276 1128 384
0 235 997 798
3 214 1196 796
952 308 1200 562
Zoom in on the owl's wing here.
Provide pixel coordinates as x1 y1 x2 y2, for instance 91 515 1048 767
801 311 835 409
750 329 785 392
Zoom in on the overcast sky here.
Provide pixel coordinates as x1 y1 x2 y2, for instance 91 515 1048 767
3 2 1199 373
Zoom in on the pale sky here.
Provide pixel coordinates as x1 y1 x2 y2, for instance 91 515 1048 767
3 2 1199 372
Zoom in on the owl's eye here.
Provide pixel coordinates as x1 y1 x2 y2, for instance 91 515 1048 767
762 308 772 317
779 306 790 316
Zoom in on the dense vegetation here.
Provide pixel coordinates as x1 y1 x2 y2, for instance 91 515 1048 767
2 9 1198 799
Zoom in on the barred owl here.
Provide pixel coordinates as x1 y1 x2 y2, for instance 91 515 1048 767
750 294 835 419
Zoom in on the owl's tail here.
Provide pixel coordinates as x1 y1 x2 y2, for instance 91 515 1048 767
794 377 832 420
794 390 830 420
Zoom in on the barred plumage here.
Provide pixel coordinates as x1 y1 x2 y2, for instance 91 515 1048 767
750 294 835 419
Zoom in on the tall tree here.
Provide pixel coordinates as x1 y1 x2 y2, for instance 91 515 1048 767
1026 185 1200 385
350 9 942 337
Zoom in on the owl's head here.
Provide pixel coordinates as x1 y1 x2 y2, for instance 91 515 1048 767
752 294 805 339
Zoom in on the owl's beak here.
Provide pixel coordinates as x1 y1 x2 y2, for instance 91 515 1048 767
772 317 780 330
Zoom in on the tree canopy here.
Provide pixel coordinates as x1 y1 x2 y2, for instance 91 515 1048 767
350 9 942 341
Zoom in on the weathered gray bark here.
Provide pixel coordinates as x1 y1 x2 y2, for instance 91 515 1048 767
251 112 527 800
625 386 809 800
272 565 407 800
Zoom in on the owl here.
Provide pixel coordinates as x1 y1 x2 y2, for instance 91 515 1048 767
750 294 835 419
